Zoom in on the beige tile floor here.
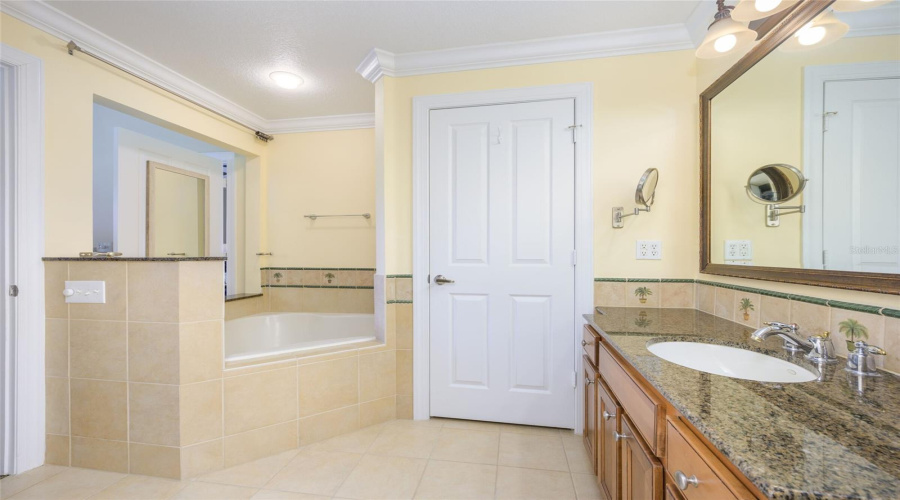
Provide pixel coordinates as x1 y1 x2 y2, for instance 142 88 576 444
0 419 601 500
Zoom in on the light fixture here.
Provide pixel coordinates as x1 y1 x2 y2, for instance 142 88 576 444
696 0 758 59
269 71 303 89
832 0 893 12
779 11 849 51
731 0 797 22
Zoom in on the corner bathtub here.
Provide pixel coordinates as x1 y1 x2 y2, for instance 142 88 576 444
225 312 376 363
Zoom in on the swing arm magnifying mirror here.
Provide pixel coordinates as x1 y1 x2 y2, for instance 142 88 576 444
613 168 659 228
745 163 807 227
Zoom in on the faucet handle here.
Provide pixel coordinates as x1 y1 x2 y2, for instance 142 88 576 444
855 341 886 356
764 321 798 332
810 330 830 340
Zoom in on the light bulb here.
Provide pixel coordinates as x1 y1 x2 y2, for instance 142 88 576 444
797 24 827 46
269 71 303 89
755 0 782 12
714 34 738 53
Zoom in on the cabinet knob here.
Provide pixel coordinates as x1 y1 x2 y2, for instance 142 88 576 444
585 377 594 385
674 471 699 490
581 340 588 347
602 410 615 421
613 431 629 442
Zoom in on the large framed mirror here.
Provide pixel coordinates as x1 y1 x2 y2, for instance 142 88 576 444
701 0 900 294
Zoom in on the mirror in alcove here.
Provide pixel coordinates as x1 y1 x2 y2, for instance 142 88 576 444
92 97 252 295
709 2 900 275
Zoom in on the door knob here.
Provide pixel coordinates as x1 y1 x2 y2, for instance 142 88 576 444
433 275 455 285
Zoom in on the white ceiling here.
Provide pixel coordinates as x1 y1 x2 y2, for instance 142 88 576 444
43 0 701 120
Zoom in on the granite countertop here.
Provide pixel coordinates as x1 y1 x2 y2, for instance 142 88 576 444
43 256 226 261
585 307 900 500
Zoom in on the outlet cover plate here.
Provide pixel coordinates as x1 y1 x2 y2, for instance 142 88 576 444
636 240 662 260
64 281 106 304
725 240 753 260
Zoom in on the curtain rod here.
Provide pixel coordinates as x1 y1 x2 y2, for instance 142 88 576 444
66 40 273 142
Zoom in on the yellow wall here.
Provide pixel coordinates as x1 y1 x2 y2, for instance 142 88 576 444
1 13 267 257
265 129 376 268
380 50 701 278
709 35 900 267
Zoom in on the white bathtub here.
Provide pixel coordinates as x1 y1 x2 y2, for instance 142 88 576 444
225 312 377 363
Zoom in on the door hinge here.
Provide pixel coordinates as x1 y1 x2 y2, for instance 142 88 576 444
571 250 577 266
571 371 577 388
9 285 18 297
823 111 838 132
567 124 581 143
822 250 827 269
427 274 431 284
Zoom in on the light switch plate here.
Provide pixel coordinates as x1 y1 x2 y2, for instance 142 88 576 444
64 281 106 304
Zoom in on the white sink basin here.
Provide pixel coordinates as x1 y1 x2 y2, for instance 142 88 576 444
647 342 818 383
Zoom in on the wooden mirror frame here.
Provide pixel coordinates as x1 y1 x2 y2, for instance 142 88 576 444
700 0 900 295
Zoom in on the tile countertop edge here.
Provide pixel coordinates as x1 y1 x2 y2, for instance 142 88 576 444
43 256 227 261
583 308 900 500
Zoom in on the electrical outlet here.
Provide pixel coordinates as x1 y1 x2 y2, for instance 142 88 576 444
636 240 662 260
725 240 753 260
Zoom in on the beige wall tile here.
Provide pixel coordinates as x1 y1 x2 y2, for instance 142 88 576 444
660 283 694 309
128 262 179 322
760 295 791 325
396 304 413 350
360 396 396 428
129 443 182 479
179 261 225 322
225 359 297 377
395 278 413 301
593 282 625 307
626 283 659 308
883 317 900 374
298 356 358 417
733 293 761 328
299 405 359 446
181 380 223 446
225 296 263 321
129 322 180 384
830 310 885 361
45 318 68 378
791 301 830 339
70 320 127 381
386 278 396 301
46 376 69 435
181 439 224 478
71 437 128 473
696 284 715 314
359 350 396 403
269 288 304 312
44 261 68 319
714 288 735 320
224 421 298 468
130 383 180 446
344 289 375 314
396 350 412 397
69 262 126 321
70 379 127 441
45 434 70 466
396 395 413 420
180 320 224 384
224 367 298 435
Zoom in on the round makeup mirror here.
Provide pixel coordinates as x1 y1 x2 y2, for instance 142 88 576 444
635 168 659 208
746 164 806 204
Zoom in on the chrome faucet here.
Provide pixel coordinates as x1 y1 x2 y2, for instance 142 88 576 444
846 341 887 377
750 321 838 363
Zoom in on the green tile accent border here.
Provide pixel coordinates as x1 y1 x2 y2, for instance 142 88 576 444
262 284 375 290
596 278 895 317
261 267 376 271
386 274 413 278
387 299 413 304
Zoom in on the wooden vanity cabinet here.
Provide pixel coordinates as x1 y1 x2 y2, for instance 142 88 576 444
582 325 762 500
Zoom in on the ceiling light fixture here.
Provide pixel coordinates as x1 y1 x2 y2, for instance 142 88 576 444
731 0 798 22
831 0 893 12
696 0 758 59
269 71 304 89
779 11 849 51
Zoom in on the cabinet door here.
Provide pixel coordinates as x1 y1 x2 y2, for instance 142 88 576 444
583 355 598 469
621 414 663 500
597 379 621 500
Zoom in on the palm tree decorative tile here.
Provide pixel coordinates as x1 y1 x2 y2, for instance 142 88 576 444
738 297 755 321
634 287 653 304
839 318 869 351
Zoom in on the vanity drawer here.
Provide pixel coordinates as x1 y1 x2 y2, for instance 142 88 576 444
597 341 663 454
666 418 753 500
582 325 600 367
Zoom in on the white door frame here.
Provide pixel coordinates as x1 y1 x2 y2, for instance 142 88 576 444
1 43 46 474
802 61 900 269
412 83 594 432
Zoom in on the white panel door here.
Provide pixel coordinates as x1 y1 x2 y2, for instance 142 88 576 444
822 78 900 273
429 99 576 428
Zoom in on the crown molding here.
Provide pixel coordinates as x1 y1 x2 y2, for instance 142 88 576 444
356 24 695 82
266 113 375 134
